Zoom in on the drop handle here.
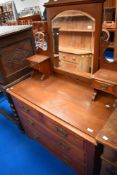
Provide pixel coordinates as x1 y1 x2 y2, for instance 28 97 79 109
22 106 30 113
27 119 34 126
62 154 71 164
56 126 68 138
59 142 70 150
100 84 108 91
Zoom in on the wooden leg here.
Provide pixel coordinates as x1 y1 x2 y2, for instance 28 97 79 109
0 108 18 124
92 89 98 101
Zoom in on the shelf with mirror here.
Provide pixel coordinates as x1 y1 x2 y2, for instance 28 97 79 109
52 10 95 77
102 0 117 63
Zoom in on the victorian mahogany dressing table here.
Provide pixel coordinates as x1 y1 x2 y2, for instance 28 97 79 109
7 0 117 175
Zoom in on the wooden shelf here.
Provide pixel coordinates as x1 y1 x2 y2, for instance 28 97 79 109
27 54 50 64
55 66 92 79
59 47 93 55
60 29 95 33
103 28 117 32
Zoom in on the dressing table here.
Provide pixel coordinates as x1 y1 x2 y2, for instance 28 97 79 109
7 0 117 175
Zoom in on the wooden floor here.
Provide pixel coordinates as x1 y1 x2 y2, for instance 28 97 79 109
10 74 115 138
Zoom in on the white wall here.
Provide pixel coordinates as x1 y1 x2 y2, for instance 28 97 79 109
14 0 49 14
0 0 49 14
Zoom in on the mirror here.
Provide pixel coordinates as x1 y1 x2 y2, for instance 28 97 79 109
52 10 95 75
104 48 114 63
35 32 47 51
102 30 116 63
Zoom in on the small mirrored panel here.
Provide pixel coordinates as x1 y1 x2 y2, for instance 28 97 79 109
52 10 95 75
104 48 114 63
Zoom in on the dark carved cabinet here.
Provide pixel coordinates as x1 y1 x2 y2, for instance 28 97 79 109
0 26 35 86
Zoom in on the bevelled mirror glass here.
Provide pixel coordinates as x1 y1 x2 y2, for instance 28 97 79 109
52 10 95 75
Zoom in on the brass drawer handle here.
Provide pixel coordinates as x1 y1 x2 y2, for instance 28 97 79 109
59 142 70 150
27 119 34 126
22 106 30 113
56 126 68 138
100 84 109 91
62 154 71 164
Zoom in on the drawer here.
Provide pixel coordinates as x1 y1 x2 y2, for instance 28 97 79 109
18 109 85 163
57 152 85 175
92 80 114 94
18 110 86 175
12 97 43 122
21 122 38 139
103 146 117 165
41 114 84 150
59 60 77 72
59 52 79 64
100 160 117 175
13 97 85 150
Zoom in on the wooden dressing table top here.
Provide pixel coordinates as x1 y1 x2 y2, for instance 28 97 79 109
7 74 115 140
96 108 117 151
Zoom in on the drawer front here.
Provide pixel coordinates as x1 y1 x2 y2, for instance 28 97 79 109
92 80 113 94
21 122 38 139
59 52 79 64
59 60 77 72
100 160 117 175
17 109 86 175
18 109 85 163
12 97 43 122
13 97 84 150
41 116 84 149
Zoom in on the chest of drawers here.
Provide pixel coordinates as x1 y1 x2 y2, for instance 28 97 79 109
12 96 93 175
7 75 115 175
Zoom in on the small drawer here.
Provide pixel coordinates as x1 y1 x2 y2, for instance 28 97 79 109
92 80 113 94
59 53 78 64
59 60 77 72
100 160 117 175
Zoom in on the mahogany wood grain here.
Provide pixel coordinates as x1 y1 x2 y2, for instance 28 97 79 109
12 96 85 150
7 74 115 139
96 108 117 151
15 107 87 175
92 68 117 97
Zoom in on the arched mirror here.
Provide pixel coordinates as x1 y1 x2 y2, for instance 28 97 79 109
52 10 95 75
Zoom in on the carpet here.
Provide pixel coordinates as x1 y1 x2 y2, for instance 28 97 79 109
0 95 77 175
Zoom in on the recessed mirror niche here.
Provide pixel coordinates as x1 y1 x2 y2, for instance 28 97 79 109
52 10 95 75
104 48 114 63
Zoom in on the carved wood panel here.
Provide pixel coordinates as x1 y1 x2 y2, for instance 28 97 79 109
0 39 33 77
